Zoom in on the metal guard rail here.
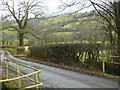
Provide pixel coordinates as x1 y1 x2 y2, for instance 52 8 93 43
0 59 43 89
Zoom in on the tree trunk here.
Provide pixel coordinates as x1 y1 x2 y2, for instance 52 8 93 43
118 33 120 56
117 16 120 56
18 32 24 46
2 40 5 45
116 2 120 56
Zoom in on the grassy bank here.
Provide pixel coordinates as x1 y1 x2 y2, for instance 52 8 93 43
1 45 119 80
23 57 119 81
1 74 27 89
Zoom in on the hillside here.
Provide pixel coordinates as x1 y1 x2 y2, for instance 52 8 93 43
0 12 106 45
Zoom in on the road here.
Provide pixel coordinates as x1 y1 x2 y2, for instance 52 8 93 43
0 50 119 88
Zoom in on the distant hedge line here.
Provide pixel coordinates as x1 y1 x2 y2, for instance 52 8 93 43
1 45 25 54
28 44 119 75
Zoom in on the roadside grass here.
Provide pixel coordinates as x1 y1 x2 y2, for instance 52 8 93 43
8 46 119 79
0 39 111 46
1 45 119 80
1 47 26 57
0 73 27 89
23 57 120 80
1 48 18 55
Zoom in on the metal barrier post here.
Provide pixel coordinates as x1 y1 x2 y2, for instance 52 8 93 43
1 59 42 89
6 60 9 79
102 60 105 73
35 71 39 89
16 64 21 88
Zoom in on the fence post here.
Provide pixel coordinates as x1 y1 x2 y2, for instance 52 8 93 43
16 64 21 88
6 60 9 79
102 60 105 73
35 71 39 89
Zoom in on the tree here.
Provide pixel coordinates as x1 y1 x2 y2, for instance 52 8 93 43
89 0 120 55
59 0 120 55
0 0 46 46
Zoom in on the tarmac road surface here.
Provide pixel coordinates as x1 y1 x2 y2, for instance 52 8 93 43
0 50 119 88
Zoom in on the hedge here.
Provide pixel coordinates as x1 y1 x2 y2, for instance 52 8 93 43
28 43 119 75
1 45 25 54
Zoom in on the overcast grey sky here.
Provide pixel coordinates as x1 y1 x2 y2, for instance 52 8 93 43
0 0 119 17
45 0 95 16
45 0 120 16
0 0 94 17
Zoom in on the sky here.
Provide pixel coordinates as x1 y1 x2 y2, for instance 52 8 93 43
45 0 61 15
0 0 94 17
0 0 61 17
0 0 120 17
45 0 120 16
45 0 94 16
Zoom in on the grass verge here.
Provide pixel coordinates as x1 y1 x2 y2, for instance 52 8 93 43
1 74 27 89
21 57 120 81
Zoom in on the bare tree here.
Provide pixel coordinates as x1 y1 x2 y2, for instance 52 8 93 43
88 0 120 55
59 0 120 55
0 0 46 46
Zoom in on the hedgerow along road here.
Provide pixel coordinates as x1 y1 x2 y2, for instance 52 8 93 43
0 50 119 88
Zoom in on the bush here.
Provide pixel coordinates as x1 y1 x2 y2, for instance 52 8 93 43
2 48 18 55
28 43 119 75
16 47 25 54
106 63 120 75
1 74 27 89
1 45 25 54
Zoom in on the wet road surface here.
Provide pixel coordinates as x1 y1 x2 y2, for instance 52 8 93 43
0 50 119 88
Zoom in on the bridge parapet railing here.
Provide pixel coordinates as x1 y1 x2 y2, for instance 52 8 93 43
0 59 43 89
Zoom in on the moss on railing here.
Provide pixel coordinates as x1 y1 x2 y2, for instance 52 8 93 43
0 59 43 89
1 74 27 89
